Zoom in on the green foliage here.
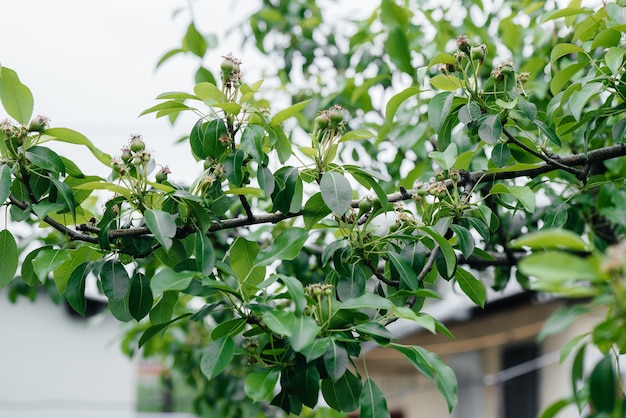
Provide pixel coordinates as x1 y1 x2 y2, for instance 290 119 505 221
2 1 626 417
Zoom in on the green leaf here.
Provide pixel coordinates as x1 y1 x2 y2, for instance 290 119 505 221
195 231 215 275
230 237 265 290
300 337 331 363
32 248 71 284
542 7 592 23
25 146 65 175
419 227 457 278
303 192 331 229
355 322 396 343
211 318 247 339
149 292 178 324
138 313 191 348
428 143 458 170
428 92 454 132
109 294 132 322
385 86 420 124
52 246 100 294
458 102 482 124
66 262 91 317
455 267 486 308
294 365 321 408
360 378 390 418
323 339 349 381
478 114 503 144
388 252 418 290
193 82 224 103
391 344 457 412
337 264 366 300
429 74 462 91
550 43 585 64
450 224 474 260
606 47 626 75
320 171 352 216
270 99 311 126
339 294 393 311
590 355 616 413
490 142 511 168
289 315 321 352
427 53 456 68
73 181 131 200
510 229 591 251
550 62 587 96
48 175 76 221
255 227 309 266
262 310 295 337
385 27 414 77
321 370 361 412
45 127 112 166
339 129 376 142
100 260 130 302
144 209 177 251
0 164 10 205
129 272 153 321
200 336 235 380
539 398 573 418
244 370 280 402
150 269 194 295
182 22 207 57
391 307 436 333
537 305 590 342
0 66 34 124
278 275 307 315
519 252 598 283
489 184 536 212
0 230 18 289
535 119 562 147
240 124 265 163
568 82 603 121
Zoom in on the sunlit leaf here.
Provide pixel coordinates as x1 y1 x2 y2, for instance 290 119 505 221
0 66 33 124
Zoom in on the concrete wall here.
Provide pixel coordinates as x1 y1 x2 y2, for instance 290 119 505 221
0 294 136 418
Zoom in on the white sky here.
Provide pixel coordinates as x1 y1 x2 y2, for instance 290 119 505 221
0 0 260 179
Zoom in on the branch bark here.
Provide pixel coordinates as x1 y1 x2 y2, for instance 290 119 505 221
35 143 626 251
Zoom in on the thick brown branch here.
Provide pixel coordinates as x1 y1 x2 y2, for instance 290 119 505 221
33 143 626 247
9 194 98 243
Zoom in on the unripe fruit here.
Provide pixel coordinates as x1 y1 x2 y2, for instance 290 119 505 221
500 64 514 75
132 156 142 166
220 58 236 76
312 286 322 296
389 222 400 233
155 170 168 183
470 44 486 61
28 115 49 133
314 113 329 130
110 160 122 172
358 199 372 214
329 107 343 125
130 136 145 152
121 148 132 163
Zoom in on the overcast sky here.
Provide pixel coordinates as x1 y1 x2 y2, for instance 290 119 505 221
0 0 259 179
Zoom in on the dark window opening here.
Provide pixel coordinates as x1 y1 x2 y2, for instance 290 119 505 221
502 342 539 418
